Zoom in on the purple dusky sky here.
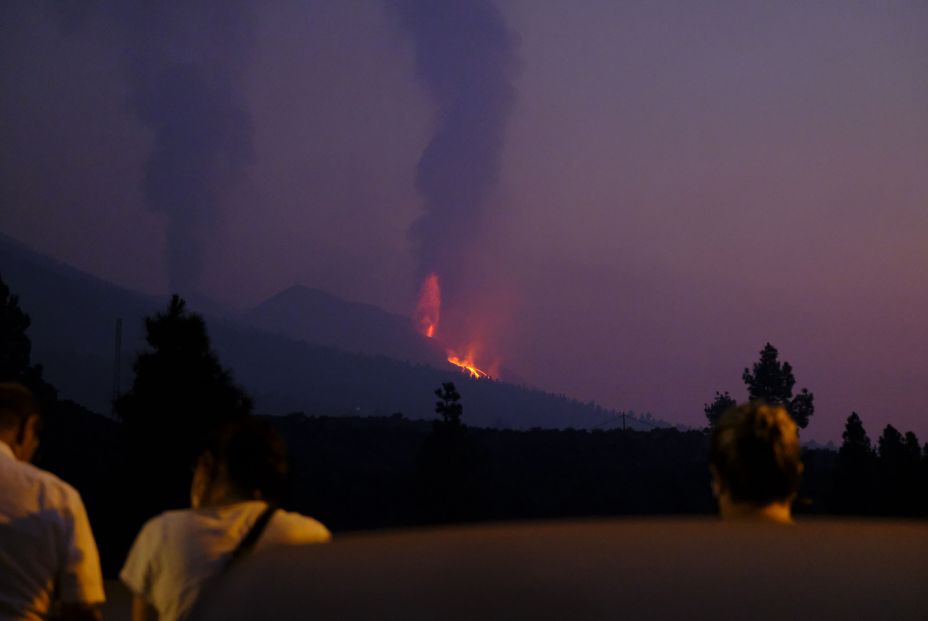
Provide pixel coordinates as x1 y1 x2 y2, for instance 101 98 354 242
2 1 927 443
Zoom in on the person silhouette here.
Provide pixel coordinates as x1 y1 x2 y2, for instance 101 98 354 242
0 382 105 620
709 402 804 524
121 416 330 621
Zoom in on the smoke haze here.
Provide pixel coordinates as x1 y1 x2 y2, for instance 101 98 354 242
105 3 257 295
388 0 519 306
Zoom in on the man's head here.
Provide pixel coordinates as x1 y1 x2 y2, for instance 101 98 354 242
0 382 42 462
709 402 803 522
191 416 289 508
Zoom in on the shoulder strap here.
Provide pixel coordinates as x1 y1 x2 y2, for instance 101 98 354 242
186 505 278 621
227 504 277 569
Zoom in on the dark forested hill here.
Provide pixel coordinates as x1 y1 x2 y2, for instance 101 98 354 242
246 284 447 367
0 235 654 429
0 235 155 411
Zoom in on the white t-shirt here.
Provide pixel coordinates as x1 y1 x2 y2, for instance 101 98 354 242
120 500 331 621
0 441 105 621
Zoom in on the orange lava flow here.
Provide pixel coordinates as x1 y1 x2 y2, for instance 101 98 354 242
415 273 495 379
415 272 441 338
447 353 490 379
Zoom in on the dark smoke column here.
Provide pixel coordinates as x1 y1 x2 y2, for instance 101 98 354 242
389 0 519 304
119 3 257 296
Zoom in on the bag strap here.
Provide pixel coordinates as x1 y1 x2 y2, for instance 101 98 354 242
188 504 278 621
226 504 277 569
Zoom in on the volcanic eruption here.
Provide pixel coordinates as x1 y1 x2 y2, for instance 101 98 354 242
414 272 493 379
393 0 519 381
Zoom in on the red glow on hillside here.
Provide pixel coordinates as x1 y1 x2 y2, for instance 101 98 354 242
447 352 490 379
414 273 497 380
415 272 441 338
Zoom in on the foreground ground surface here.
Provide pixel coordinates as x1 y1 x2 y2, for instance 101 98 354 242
100 581 130 621
190 518 928 620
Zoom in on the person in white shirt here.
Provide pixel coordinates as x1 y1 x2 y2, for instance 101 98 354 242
0 382 105 621
121 416 331 621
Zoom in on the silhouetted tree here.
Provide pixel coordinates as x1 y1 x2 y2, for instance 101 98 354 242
878 425 904 462
0 276 56 402
417 381 481 523
789 389 815 430
922 442 928 515
831 412 877 514
0 277 31 378
901 431 924 516
876 424 918 515
434 381 463 430
116 295 252 514
903 432 921 463
742 343 814 428
703 391 736 427
841 413 874 458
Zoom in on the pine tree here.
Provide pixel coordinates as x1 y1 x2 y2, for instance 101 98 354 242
903 431 921 463
878 425 904 462
703 391 736 427
876 424 908 515
116 295 252 512
418 381 480 523
434 381 463 430
705 343 815 428
840 413 873 458
0 276 56 402
742 343 814 428
831 412 877 514
901 431 923 516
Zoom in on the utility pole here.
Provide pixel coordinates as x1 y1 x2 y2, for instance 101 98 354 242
622 412 626 431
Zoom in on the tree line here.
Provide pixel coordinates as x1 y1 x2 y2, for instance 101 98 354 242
703 340 927 516
1 277 927 578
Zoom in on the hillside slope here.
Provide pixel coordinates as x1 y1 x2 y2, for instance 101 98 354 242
246 284 446 367
0 235 648 429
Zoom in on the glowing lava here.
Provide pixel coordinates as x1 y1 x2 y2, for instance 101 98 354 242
414 272 495 380
415 272 441 338
447 352 491 379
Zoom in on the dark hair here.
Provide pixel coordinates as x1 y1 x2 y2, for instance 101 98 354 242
203 417 289 503
0 382 40 430
709 402 803 506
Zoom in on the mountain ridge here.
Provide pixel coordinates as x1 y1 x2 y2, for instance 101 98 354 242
0 234 660 430
246 283 447 368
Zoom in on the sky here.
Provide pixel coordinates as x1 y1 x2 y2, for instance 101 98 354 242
2 1 927 443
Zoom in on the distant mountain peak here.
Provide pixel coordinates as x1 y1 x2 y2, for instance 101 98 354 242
248 284 445 366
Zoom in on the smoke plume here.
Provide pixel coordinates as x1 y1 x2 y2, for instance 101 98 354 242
117 3 257 295
389 0 519 301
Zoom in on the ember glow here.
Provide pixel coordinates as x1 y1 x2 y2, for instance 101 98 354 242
415 272 441 338
447 352 491 379
414 273 496 380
